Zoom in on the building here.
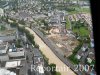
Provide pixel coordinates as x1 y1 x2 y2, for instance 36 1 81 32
5 60 22 69
76 50 85 60
0 8 4 16
8 47 25 60
0 29 17 42
81 44 88 52
87 48 95 64
0 41 9 61
14 11 33 22
36 64 44 75
90 31 94 48
49 11 66 27
0 60 22 75
33 48 44 75
76 43 88 60
33 48 44 65
0 41 8 54
0 68 16 75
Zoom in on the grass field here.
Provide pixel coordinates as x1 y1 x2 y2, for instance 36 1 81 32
66 16 71 29
73 26 89 37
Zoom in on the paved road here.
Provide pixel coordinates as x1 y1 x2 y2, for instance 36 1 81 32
18 31 34 75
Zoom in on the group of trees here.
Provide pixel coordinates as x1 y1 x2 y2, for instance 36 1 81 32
18 19 26 25
41 19 48 27
0 25 6 31
68 42 83 64
25 29 35 45
72 20 84 29
18 26 39 48
49 63 61 75
41 19 50 33
10 22 18 28
15 39 22 48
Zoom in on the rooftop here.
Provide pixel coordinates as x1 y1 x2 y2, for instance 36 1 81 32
5 60 21 68
0 41 8 54
9 47 24 52
0 68 16 75
0 40 7 45
37 64 44 74
88 48 95 60
81 43 88 51
33 48 43 57
77 49 85 56
18 11 31 18
49 18 59 23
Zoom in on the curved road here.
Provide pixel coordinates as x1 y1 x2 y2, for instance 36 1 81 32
25 27 76 75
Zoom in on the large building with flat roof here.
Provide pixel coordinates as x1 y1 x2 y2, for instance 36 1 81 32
8 47 25 60
5 60 21 69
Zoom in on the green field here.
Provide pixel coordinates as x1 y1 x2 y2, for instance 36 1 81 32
66 16 71 29
73 26 89 37
71 20 90 37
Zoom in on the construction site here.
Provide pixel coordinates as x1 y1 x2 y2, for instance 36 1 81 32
47 26 79 57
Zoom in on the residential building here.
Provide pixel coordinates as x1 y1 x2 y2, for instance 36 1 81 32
0 60 22 75
90 31 94 48
87 48 95 64
76 44 88 60
0 41 9 61
0 29 17 42
76 50 85 60
5 60 22 69
8 47 25 60
81 44 88 52
0 68 16 75
33 48 44 75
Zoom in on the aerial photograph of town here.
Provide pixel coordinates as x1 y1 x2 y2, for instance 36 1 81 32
0 0 96 75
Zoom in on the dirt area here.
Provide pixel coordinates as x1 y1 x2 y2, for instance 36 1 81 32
47 27 79 57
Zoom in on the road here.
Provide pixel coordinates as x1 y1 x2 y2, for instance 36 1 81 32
25 27 76 75
18 31 33 75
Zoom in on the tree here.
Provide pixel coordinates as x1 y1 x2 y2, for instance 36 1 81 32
64 55 66 58
35 44 39 48
15 39 22 48
10 22 18 27
18 19 25 25
49 63 56 75
18 26 25 32
41 19 50 33
0 25 6 31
